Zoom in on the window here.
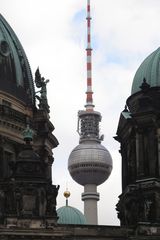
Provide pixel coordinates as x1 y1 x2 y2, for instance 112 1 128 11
2 99 11 107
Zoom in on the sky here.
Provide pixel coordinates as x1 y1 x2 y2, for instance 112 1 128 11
1 0 160 225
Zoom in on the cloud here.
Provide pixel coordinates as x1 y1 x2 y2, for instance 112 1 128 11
93 0 160 54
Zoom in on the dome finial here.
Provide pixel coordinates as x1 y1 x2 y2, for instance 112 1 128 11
64 189 71 206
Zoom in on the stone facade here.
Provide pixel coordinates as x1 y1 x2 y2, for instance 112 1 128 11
0 224 159 239
116 81 160 229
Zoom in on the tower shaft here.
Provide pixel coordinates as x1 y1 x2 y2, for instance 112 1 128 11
82 184 99 225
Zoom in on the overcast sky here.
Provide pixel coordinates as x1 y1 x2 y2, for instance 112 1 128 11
1 0 160 225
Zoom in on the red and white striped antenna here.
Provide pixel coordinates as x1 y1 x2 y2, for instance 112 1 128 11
85 0 95 111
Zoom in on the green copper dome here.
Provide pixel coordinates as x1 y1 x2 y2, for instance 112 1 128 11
131 47 160 94
57 206 87 225
0 14 35 105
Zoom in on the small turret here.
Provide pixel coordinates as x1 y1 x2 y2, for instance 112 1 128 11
57 190 86 225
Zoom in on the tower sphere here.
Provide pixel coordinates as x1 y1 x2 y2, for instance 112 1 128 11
68 141 112 186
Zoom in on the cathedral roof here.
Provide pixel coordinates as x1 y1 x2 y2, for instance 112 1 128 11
57 205 87 225
131 47 160 94
0 14 35 105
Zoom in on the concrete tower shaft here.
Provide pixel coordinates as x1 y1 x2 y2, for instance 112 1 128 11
82 184 99 224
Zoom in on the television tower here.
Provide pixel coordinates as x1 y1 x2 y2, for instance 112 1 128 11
68 0 113 225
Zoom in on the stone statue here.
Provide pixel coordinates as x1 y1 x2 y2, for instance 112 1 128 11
46 185 59 216
15 188 22 217
35 68 50 113
0 190 4 221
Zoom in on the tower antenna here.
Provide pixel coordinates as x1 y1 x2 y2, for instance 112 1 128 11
85 0 94 111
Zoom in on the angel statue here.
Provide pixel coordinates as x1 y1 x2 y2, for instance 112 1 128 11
35 68 50 113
